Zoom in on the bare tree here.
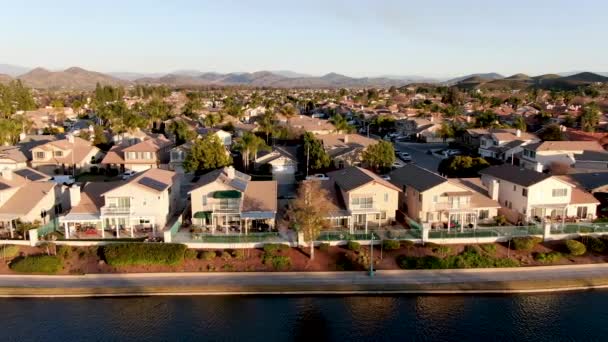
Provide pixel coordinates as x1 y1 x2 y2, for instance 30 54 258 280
289 181 331 260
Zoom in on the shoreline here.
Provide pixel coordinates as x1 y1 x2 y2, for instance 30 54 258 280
3 264 608 297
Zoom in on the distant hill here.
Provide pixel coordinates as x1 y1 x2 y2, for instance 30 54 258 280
536 72 608 90
0 74 12 84
0 64 30 77
505 73 531 81
445 73 504 85
270 70 313 78
109 72 164 81
18 67 129 90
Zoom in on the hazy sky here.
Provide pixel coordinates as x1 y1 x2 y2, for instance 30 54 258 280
1 0 607 77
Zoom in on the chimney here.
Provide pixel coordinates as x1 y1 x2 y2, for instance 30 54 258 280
69 185 81 207
515 129 521 137
343 134 349 144
1 169 13 181
18 132 26 141
67 134 75 143
488 179 499 201
429 116 434 123
225 166 235 179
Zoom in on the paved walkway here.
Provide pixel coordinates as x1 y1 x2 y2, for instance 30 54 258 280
2 264 608 296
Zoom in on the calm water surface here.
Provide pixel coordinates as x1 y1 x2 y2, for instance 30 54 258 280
3 292 608 341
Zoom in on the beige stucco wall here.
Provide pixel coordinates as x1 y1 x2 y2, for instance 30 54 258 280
345 182 399 222
190 182 239 217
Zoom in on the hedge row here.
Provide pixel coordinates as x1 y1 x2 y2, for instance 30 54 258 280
10 255 62 274
103 243 187 266
397 246 519 269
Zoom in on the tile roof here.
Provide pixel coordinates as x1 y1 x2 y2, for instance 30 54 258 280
0 182 55 216
71 182 122 214
569 187 600 205
389 164 447 192
525 141 606 152
287 115 335 132
449 178 501 208
123 136 172 152
0 146 27 163
242 181 277 212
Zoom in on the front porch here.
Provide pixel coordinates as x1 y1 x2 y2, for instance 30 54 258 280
429 210 480 231
326 211 390 234
60 213 158 239
190 211 276 236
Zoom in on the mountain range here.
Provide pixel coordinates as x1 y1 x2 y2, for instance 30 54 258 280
0 63 607 90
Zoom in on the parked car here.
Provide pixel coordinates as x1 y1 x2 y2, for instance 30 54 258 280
394 136 411 143
442 149 462 157
306 173 329 181
121 170 137 180
392 160 406 169
397 152 412 162
51 175 75 185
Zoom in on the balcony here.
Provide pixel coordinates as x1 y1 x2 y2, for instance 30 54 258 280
349 203 376 212
101 206 133 216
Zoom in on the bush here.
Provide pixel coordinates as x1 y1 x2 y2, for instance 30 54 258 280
396 246 519 270
431 245 453 256
184 249 198 260
318 243 330 252
10 255 62 274
397 255 444 269
534 251 562 263
494 215 508 226
480 244 497 255
565 240 586 256
346 241 361 252
263 244 289 255
0 245 20 259
221 251 232 261
382 240 400 250
90 166 99 175
262 253 291 270
401 240 415 249
231 249 246 260
511 236 542 251
200 250 216 261
103 243 187 266
583 236 605 253
56 245 72 259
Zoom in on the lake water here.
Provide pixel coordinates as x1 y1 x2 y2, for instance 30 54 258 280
3 292 608 341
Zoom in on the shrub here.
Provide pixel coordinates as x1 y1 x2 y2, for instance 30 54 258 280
583 236 605 253
534 251 562 263
382 240 400 250
231 249 246 260
511 236 542 251
494 215 507 226
221 251 232 261
90 166 99 175
184 249 198 260
396 255 444 269
565 240 586 256
0 245 20 259
10 255 62 274
262 253 291 270
432 245 453 256
103 243 187 266
396 246 519 270
318 243 330 252
199 250 216 261
480 244 497 255
263 243 289 255
56 245 72 259
346 241 361 252
401 240 415 249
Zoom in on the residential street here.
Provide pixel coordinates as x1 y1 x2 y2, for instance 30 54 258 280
394 142 447 172
3 264 608 295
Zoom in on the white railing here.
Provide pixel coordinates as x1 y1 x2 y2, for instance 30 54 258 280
100 206 133 215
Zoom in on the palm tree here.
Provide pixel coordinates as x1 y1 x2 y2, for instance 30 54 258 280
233 132 269 171
259 111 277 144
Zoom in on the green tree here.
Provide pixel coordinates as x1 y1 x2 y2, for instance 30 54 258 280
167 120 196 145
437 122 455 142
438 156 490 178
539 124 564 141
330 114 354 133
302 132 331 172
288 180 330 260
183 134 232 173
580 103 601 132
258 111 277 144
513 115 527 131
362 140 395 171
475 111 499 128
233 132 269 171
203 113 221 128
92 125 107 146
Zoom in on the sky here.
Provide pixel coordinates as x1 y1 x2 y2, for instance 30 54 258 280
1 0 607 77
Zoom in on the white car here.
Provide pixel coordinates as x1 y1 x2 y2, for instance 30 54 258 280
398 152 412 162
381 174 391 181
121 170 137 180
306 173 329 181
392 160 406 169
51 175 75 185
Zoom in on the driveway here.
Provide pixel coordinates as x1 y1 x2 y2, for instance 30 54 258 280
394 142 447 172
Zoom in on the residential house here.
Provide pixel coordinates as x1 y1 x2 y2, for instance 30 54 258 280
318 134 378 168
59 168 181 239
396 117 446 142
480 165 599 223
168 142 192 174
30 135 104 175
477 129 540 162
102 136 173 172
319 166 401 233
254 146 298 185
286 115 336 135
389 164 500 229
189 167 277 234
566 172 608 193
520 141 608 172
0 146 28 170
0 168 68 238
196 128 232 147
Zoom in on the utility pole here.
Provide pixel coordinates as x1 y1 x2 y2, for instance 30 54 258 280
306 144 310 178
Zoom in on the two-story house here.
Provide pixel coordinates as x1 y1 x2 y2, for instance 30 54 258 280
480 165 599 223
253 146 298 186
30 135 103 175
319 166 401 233
477 129 539 162
520 141 608 172
102 136 173 172
0 146 28 170
197 128 232 147
389 164 500 230
286 115 336 135
189 167 277 234
0 168 68 238
318 134 378 168
59 168 180 239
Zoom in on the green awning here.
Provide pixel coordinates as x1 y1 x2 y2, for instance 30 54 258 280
213 190 242 199
193 211 212 220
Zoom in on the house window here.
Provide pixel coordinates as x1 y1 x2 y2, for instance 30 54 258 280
552 188 567 197
35 152 45 159
479 210 489 220
139 219 150 224
352 196 373 209
522 188 528 197
202 195 207 206
54 151 63 157
577 206 588 219
433 195 438 203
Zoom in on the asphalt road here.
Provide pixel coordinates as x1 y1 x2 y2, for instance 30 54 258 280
3 264 608 294
394 142 447 172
